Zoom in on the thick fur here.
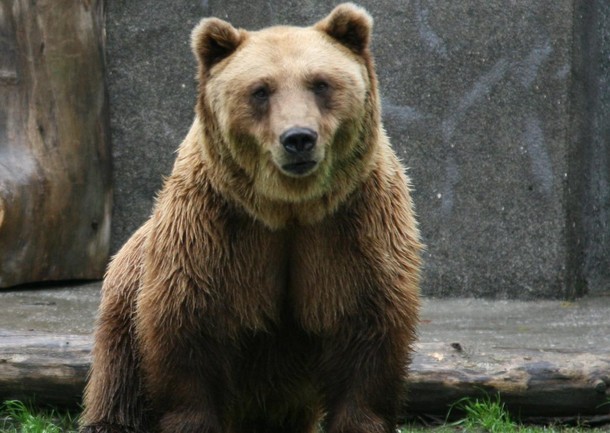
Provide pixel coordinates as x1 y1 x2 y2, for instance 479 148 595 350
82 4 421 433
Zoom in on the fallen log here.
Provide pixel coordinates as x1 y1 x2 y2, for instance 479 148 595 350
407 342 610 419
0 332 90 408
0 331 609 419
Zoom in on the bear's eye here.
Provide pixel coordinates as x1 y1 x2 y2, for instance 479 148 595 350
312 80 330 95
252 86 270 102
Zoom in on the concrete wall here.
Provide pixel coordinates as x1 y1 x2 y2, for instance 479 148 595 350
105 0 609 299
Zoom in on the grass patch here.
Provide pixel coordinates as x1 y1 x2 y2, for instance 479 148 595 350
454 394 514 432
0 398 608 432
0 400 77 433
400 395 610 432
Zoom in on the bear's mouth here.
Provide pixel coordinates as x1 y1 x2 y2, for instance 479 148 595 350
281 160 318 176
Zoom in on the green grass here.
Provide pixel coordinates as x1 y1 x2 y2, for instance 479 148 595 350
400 395 610 432
453 394 518 432
0 400 77 433
0 397 608 432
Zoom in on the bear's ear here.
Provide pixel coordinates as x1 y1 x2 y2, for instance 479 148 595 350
191 18 244 72
314 3 373 56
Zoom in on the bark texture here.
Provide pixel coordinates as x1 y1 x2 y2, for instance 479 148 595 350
0 0 111 288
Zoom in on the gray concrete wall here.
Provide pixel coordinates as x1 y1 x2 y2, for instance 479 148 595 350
105 0 609 299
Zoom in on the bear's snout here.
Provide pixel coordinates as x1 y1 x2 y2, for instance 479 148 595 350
279 127 319 176
280 127 318 154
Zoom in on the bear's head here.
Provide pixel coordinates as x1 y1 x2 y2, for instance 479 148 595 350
191 3 383 227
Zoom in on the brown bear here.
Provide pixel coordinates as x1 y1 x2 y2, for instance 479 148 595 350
81 3 421 433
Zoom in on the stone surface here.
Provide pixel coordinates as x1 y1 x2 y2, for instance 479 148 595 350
0 282 101 334
104 1 609 298
1 283 609 355
105 2 201 255
371 1 573 298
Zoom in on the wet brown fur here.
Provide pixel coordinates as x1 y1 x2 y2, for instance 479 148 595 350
82 4 421 433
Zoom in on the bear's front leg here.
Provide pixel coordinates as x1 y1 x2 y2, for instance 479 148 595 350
139 333 228 433
136 291 230 433
319 324 410 433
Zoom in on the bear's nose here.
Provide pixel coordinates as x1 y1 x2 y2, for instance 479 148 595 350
280 127 318 154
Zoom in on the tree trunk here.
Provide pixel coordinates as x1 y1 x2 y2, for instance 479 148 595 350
0 0 111 288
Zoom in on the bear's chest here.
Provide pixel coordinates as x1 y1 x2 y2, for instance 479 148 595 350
210 213 375 334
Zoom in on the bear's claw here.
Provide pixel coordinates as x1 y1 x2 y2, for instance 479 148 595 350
80 422 139 433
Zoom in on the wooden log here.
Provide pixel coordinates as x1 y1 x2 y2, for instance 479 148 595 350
407 342 610 419
0 331 90 408
0 0 111 288
1 331 609 419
